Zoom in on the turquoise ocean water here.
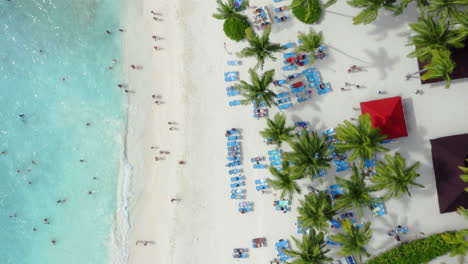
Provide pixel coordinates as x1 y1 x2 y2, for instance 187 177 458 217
0 0 127 263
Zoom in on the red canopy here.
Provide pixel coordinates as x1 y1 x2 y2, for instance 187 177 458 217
360 96 408 140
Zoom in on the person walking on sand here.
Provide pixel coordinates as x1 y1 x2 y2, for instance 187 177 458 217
106 30 111 34
130 65 136 69
153 46 159 51
178 160 185 165
171 198 180 203
169 127 176 131
160 151 170 154
168 122 177 125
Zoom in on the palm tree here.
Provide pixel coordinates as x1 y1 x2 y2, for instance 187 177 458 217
297 192 337 231
212 0 248 20
235 68 277 108
371 152 424 200
441 230 468 264
335 164 377 217
285 230 332 264
347 0 399 25
295 29 323 65
457 207 468 219
454 11 468 43
334 113 389 162
427 0 468 23
283 131 332 180
407 16 464 62
421 49 456 88
268 162 302 199
289 0 323 24
237 26 285 70
330 219 373 262
259 113 296 147
458 159 468 192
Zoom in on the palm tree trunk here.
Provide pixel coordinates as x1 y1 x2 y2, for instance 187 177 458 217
405 69 428 80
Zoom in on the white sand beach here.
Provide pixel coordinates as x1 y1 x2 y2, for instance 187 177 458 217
122 0 468 263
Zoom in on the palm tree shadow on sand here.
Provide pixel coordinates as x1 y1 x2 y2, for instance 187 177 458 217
363 47 400 79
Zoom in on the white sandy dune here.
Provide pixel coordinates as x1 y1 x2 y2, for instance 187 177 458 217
122 0 468 263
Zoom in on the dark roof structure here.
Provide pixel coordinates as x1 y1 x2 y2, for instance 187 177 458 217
419 39 468 84
430 133 468 213
360 96 408 140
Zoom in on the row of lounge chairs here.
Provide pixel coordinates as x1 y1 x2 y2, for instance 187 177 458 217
239 201 253 213
254 178 269 191
226 129 245 201
268 149 283 171
275 240 292 261
274 199 291 213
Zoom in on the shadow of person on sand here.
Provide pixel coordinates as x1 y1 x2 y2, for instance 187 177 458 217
363 47 400 80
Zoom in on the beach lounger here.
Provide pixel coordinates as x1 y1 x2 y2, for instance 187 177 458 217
224 71 239 82
291 86 304 93
278 103 292 110
227 91 240 96
279 256 292 261
276 97 290 104
269 155 282 161
281 41 295 48
227 60 241 66
282 65 296 71
231 189 245 194
227 141 239 147
229 169 242 174
275 240 289 248
230 176 245 182
255 179 267 185
268 149 281 155
229 100 241 106
302 68 316 75
287 73 301 80
330 184 343 190
239 207 252 213
283 52 297 59
273 80 286 86
330 219 341 229
231 194 245 199
291 81 303 88
227 135 240 141
226 86 236 91
256 184 269 191
270 160 282 166
276 92 289 98
253 164 267 169
371 198 386 216
316 83 331 95
297 97 309 103
239 201 253 207
230 182 245 188
227 156 240 161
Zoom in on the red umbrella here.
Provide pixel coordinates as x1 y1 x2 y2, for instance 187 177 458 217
360 96 408 140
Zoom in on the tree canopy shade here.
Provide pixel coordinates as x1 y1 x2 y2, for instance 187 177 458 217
371 152 424 200
334 113 388 161
335 164 377 217
237 26 285 70
259 113 296 147
235 68 277 108
297 192 337 231
421 49 456 88
295 29 323 65
347 0 399 25
283 131 332 180
268 162 302 199
213 0 250 41
407 16 464 62
330 219 373 262
285 230 332 264
427 0 468 23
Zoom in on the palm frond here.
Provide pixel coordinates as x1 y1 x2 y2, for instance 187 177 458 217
236 68 277 108
421 49 455 88
330 219 372 262
285 230 332 264
297 192 337 230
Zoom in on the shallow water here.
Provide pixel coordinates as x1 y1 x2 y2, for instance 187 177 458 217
0 0 125 263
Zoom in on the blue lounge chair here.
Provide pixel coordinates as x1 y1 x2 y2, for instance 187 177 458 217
239 201 253 207
297 97 309 103
330 219 341 229
256 185 269 191
278 103 292 110
231 189 245 194
282 65 296 71
330 184 342 190
229 169 241 174
224 71 239 82
227 91 240 96
291 86 304 93
276 92 289 98
275 240 289 248
226 86 236 91
371 198 386 216
269 155 282 161
279 256 292 261
230 176 245 182
227 141 239 147
227 156 240 161
316 83 331 95
229 129 239 135
302 68 316 75
253 164 267 169
283 52 296 59
227 60 241 66
255 179 267 185
239 207 252 213
231 194 245 199
229 100 241 106
268 150 281 155
287 73 301 80
227 135 239 141
230 182 245 188
271 160 282 166
273 80 286 86
227 160 240 166
281 42 295 48
276 97 291 104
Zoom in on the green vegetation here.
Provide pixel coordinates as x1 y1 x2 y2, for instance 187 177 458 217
213 0 250 41
421 49 456 88
441 229 468 263
237 27 285 70
268 162 302 199
223 16 250 41
283 131 332 180
459 159 468 192
297 192 337 231
290 0 323 24
334 113 389 161
285 230 332 264
427 0 468 22
347 0 399 25
235 68 276 108
335 164 377 217
259 113 296 147
330 219 373 261
295 29 323 65
371 152 424 200
368 231 467 264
